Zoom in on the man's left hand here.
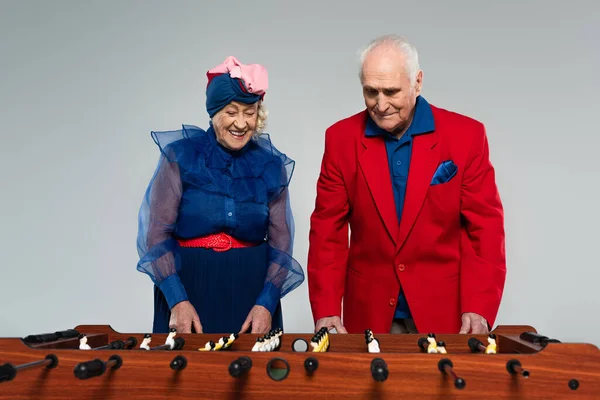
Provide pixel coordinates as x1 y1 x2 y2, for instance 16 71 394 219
240 305 272 334
459 312 489 334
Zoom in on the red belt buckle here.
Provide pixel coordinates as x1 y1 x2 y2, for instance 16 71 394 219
213 235 233 252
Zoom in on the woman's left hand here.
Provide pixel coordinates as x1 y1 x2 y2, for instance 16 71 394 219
240 305 272 334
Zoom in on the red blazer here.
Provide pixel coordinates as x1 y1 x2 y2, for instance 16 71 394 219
307 105 506 334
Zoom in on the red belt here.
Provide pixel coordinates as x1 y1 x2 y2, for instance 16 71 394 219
177 233 256 252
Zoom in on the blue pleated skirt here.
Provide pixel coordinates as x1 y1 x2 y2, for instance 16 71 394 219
152 242 283 334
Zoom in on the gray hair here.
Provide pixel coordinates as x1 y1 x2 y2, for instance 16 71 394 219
358 35 420 83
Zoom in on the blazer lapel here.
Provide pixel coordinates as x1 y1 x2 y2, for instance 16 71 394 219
396 131 440 251
359 135 398 245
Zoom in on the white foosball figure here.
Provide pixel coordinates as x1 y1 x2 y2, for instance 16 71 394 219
140 334 152 350
436 341 447 354
251 337 264 352
365 329 380 353
273 328 283 350
265 332 276 351
165 328 177 349
426 333 438 354
78 334 91 350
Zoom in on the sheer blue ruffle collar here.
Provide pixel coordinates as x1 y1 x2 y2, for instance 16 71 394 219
150 124 294 203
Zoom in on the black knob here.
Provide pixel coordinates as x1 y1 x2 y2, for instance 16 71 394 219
170 355 187 371
569 379 579 390
417 337 429 351
370 358 388 382
0 363 17 383
468 337 483 352
304 357 319 373
124 337 137 349
173 337 185 350
110 340 125 350
45 354 59 369
74 359 106 380
229 356 252 378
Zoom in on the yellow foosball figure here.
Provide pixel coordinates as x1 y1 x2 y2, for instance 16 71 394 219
486 334 497 354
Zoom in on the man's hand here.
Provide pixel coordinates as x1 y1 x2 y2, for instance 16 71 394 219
169 301 203 333
315 316 348 333
240 305 272 334
459 312 489 334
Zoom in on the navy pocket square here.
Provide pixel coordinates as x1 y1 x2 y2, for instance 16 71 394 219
430 160 458 185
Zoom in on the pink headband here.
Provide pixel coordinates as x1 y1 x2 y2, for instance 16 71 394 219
206 56 268 96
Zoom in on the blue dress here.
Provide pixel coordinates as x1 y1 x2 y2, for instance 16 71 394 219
136 124 304 334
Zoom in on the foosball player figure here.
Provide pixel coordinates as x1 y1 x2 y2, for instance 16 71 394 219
486 334 497 354
78 334 91 350
140 334 152 350
251 337 265 352
274 328 283 350
365 329 380 353
199 340 216 352
214 336 229 351
223 333 238 349
165 328 177 349
264 331 275 351
436 341 447 354
427 333 438 354
311 327 329 352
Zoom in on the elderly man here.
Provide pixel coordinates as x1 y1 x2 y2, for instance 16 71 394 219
307 35 506 335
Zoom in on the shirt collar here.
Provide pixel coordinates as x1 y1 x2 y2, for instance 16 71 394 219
365 95 435 140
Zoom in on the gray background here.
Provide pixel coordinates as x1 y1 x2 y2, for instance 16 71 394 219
1 0 598 345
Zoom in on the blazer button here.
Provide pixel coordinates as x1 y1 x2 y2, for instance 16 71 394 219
398 264 405 272
389 298 396 306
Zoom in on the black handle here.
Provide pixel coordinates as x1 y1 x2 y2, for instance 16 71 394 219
170 355 187 371
229 356 252 378
468 337 484 352
304 357 319 373
520 332 560 346
22 333 58 344
55 329 80 339
370 358 388 382
0 363 17 383
74 359 106 380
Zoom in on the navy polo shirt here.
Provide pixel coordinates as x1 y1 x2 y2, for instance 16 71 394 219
364 95 435 318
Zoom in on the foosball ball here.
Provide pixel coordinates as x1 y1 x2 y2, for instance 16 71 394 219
1 324 599 399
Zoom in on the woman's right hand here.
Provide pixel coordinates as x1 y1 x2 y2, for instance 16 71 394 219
169 301 203 333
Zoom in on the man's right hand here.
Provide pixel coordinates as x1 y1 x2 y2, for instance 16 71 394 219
315 316 347 333
169 301 203 333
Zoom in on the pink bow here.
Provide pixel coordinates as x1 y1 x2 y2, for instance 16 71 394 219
206 56 268 95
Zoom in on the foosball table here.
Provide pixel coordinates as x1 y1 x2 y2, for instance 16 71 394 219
1 324 599 399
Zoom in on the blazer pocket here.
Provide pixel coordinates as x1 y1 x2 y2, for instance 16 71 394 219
430 160 457 186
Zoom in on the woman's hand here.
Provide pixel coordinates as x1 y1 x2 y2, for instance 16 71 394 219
240 305 272 334
169 301 203 333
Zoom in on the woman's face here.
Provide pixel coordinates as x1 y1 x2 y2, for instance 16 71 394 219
213 101 258 151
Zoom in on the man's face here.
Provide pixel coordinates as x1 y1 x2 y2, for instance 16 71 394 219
361 45 422 136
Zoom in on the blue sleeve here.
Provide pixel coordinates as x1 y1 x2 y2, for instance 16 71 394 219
136 150 188 309
255 186 305 314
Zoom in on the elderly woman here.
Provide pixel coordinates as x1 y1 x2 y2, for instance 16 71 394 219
136 56 304 334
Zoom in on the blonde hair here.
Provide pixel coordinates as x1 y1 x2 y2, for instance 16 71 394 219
255 102 268 134
211 102 269 136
